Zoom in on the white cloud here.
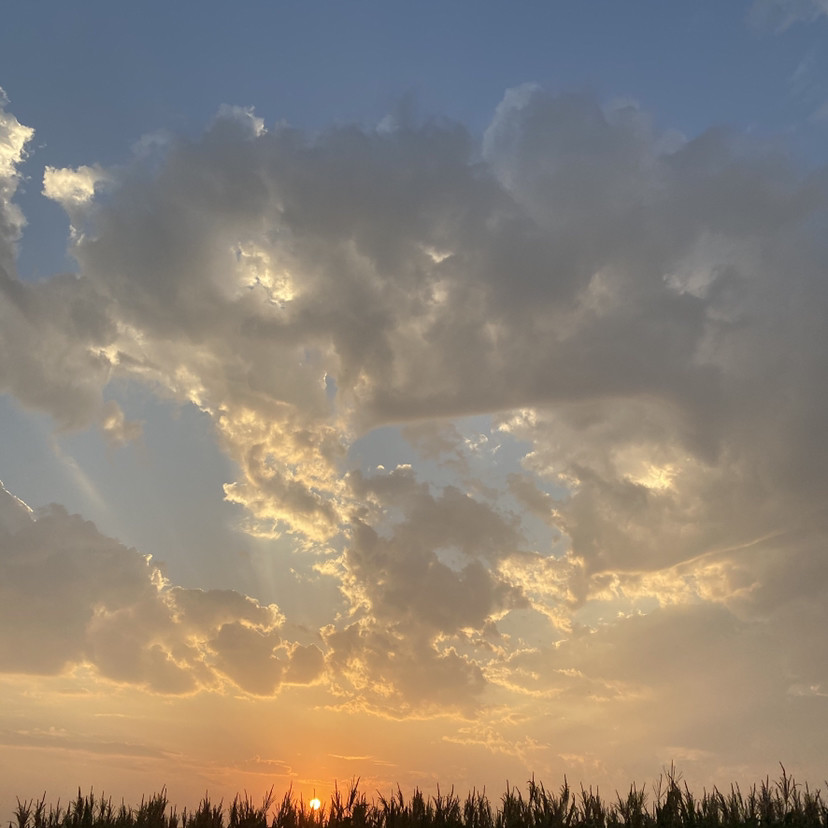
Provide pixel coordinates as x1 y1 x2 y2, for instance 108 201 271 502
42 164 110 208
215 104 266 138
0 89 34 272
0 479 33 534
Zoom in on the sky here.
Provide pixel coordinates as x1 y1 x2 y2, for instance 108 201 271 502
2 0 828 812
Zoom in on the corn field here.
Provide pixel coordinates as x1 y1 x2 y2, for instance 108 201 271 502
8 768 828 828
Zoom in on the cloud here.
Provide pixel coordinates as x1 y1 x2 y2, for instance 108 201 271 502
0 268 122 429
498 600 827 766
316 467 526 713
99 398 143 446
0 478 33 533
0 88 34 272
0 482 321 695
0 97 127 432
0 727 174 759
323 622 486 716
0 84 828 734
750 0 828 30
209 622 285 695
42 164 110 208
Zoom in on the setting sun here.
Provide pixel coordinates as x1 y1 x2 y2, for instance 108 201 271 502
309 799 321 812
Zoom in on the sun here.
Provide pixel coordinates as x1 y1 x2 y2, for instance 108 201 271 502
309 798 321 812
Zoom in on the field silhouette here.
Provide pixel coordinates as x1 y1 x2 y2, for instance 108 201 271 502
9 767 827 828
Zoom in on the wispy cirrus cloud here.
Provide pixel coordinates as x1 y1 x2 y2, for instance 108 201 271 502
750 0 828 31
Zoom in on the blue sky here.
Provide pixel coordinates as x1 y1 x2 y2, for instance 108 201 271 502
3 2 826 253
4 2 828 281
2 0 828 811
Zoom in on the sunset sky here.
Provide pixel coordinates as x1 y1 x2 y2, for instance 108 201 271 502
2 0 828 811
